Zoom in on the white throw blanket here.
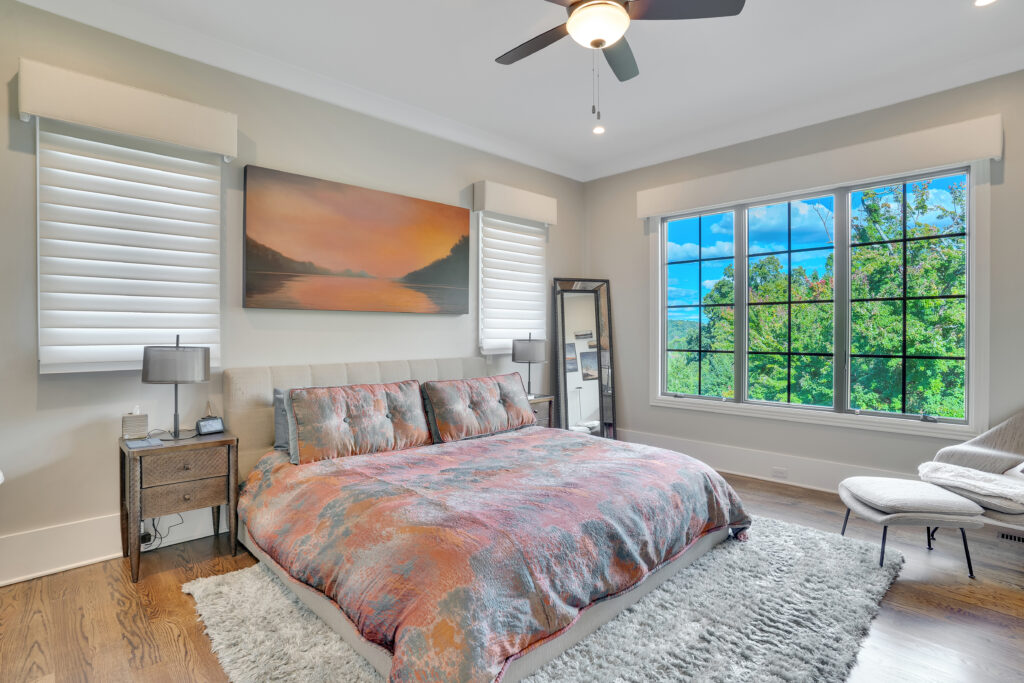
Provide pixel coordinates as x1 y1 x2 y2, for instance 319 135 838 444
919 461 1024 504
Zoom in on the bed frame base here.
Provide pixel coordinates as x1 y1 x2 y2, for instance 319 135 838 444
240 524 730 681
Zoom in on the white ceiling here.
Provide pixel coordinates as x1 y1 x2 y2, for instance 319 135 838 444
18 0 1024 181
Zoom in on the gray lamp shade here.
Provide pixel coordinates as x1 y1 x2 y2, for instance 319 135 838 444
512 338 546 364
142 345 210 384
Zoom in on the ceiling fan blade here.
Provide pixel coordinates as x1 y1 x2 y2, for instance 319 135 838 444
541 0 575 6
603 38 639 82
629 0 746 21
496 23 569 65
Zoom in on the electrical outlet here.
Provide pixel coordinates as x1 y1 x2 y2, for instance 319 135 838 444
140 531 153 545
771 466 789 480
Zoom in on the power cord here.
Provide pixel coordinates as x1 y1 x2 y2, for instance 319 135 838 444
141 513 185 551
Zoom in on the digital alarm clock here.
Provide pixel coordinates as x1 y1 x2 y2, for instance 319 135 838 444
195 415 225 435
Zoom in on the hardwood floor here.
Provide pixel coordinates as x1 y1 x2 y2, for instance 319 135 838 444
0 475 1021 682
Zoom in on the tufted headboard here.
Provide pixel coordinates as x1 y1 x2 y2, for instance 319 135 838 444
223 357 489 476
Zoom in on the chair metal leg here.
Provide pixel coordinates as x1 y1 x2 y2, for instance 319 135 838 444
926 526 933 550
841 508 851 536
929 527 938 541
960 528 975 579
879 526 888 567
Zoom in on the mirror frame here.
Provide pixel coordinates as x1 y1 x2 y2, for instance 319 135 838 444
551 278 616 439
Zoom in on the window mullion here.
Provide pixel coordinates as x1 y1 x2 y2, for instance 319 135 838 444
734 206 748 404
834 189 851 414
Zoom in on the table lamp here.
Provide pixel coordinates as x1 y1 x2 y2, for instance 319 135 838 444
142 335 210 440
512 334 546 398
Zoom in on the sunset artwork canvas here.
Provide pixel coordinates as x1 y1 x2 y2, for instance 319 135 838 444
243 166 470 314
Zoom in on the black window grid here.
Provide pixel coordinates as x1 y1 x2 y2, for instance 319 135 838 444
849 185 967 415
664 215 735 397
747 201 835 405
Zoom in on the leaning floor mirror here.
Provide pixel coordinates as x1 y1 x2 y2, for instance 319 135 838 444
552 278 616 439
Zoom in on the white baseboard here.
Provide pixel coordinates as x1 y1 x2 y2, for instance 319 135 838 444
0 507 227 587
618 428 914 493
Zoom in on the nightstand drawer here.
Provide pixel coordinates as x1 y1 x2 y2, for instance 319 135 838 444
141 476 227 518
141 447 228 488
533 408 550 428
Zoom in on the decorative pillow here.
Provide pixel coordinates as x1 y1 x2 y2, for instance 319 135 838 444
289 380 431 464
421 373 535 443
272 388 289 451
1005 462 1024 483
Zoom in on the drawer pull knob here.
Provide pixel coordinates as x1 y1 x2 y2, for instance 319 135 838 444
183 464 192 471
183 494 192 501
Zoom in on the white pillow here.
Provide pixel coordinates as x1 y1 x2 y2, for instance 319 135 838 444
1004 461 1024 482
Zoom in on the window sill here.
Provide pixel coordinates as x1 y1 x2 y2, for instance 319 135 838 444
649 395 979 440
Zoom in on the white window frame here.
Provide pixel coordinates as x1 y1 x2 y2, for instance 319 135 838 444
648 161 991 439
36 119 222 374
477 212 549 355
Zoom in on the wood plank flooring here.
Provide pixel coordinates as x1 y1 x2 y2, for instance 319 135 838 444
0 474 1021 683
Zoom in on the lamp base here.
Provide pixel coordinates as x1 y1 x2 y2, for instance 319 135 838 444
154 428 198 442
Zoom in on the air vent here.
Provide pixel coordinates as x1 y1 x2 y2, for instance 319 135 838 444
998 531 1024 544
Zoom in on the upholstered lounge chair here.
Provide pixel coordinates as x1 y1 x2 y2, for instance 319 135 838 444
929 411 1024 532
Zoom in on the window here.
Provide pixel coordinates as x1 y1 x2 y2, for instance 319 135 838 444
478 213 547 354
849 174 968 419
664 211 735 398
747 196 835 407
37 120 222 373
658 169 971 426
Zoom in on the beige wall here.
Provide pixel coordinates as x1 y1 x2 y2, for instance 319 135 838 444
584 69 1024 477
0 1 585 545
3 0 1022 582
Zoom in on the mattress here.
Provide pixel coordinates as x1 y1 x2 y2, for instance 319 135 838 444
239 426 750 682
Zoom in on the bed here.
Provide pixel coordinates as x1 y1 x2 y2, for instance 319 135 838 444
224 357 750 682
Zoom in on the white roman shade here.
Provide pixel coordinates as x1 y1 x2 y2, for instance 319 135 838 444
637 114 1004 218
37 120 221 374
478 214 548 355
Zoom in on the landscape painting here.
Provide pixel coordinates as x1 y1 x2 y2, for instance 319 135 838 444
244 166 470 314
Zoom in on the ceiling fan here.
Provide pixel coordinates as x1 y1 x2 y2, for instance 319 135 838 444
496 0 746 82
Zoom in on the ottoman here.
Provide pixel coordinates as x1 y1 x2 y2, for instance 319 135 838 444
838 476 986 578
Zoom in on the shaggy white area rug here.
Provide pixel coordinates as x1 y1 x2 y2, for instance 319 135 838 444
183 517 902 682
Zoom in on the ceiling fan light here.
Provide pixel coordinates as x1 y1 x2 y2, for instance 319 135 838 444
567 1 630 50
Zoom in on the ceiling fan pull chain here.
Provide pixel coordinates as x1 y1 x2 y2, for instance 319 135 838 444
592 49 597 115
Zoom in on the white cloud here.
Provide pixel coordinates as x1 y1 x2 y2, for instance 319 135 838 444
705 216 733 235
667 242 699 261
750 241 786 254
701 241 734 258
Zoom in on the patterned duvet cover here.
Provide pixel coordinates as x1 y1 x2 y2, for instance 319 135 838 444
239 426 750 683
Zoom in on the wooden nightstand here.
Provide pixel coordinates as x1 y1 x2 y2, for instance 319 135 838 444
119 432 238 582
528 394 554 428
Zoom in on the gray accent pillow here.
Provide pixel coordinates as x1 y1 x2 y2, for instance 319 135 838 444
285 390 300 465
272 389 289 452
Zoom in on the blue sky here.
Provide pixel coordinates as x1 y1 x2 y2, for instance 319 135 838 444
666 212 734 262
667 307 699 323
667 261 699 306
748 196 833 254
